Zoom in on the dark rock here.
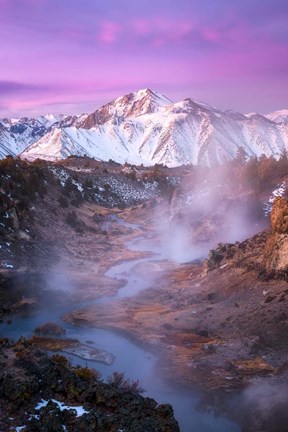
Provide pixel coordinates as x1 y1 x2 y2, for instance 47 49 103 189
264 295 277 303
0 342 180 431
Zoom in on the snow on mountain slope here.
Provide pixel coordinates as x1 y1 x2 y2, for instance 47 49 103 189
3 88 288 166
112 88 172 117
20 127 134 163
0 122 18 158
265 109 288 124
78 88 173 130
37 114 65 128
0 117 47 158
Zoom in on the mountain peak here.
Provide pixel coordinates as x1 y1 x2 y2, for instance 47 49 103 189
3 88 288 167
79 88 173 129
133 88 154 97
114 88 173 115
132 88 172 103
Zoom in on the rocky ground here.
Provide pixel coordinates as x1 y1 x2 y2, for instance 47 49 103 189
62 201 288 432
0 338 179 431
1 156 288 431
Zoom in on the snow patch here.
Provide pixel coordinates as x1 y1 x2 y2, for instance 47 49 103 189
3 262 14 269
35 399 89 417
264 182 286 216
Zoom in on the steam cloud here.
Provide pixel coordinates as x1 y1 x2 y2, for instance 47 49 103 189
157 165 268 263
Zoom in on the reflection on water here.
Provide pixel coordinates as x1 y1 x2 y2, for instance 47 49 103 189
106 227 166 299
69 328 240 432
2 317 240 431
1 217 241 432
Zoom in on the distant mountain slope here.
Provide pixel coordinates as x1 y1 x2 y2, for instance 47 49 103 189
1 89 288 166
0 117 49 157
265 109 288 124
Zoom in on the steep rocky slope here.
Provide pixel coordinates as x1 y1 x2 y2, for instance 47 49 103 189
264 196 288 274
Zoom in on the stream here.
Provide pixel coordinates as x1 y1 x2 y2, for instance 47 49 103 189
2 216 241 432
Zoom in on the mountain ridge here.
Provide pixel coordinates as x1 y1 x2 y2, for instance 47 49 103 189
1 88 288 166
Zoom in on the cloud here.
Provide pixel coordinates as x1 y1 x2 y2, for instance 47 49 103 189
92 17 221 50
98 21 121 44
0 0 287 116
0 81 52 95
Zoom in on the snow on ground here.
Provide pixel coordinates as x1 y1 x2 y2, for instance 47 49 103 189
14 398 88 431
50 164 157 206
264 182 286 216
35 399 89 417
51 167 70 187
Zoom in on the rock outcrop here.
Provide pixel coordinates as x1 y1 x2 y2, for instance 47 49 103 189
0 339 180 432
264 197 288 275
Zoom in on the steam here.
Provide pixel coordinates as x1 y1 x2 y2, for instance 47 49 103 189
36 263 82 310
44 266 76 293
236 378 288 431
156 165 268 263
161 223 211 263
243 380 288 413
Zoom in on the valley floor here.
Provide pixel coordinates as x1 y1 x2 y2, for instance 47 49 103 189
1 190 288 431
62 204 288 430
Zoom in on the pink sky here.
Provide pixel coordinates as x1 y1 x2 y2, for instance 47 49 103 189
0 0 287 117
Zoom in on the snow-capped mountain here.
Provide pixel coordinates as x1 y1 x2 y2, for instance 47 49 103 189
78 88 173 129
0 116 49 158
1 89 288 166
37 114 65 128
265 109 288 124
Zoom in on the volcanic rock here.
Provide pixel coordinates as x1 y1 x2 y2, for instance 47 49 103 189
0 340 179 431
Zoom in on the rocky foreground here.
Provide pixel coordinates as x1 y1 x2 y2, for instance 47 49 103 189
0 338 179 431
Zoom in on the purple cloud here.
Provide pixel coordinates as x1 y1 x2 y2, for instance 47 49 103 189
98 21 120 44
0 81 52 95
0 0 287 116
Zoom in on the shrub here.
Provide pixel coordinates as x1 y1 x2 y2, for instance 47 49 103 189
107 371 125 387
58 196 69 208
107 371 145 394
75 367 102 382
14 349 35 369
70 194 83 207
0 155 16 174
51 354 69 367
65 211 78 228
34 322 66 336
84 178 93 188
123 379 145 394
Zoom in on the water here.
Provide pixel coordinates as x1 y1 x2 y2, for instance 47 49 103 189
2 320 240 431
1 216 241 432
106 221 167 299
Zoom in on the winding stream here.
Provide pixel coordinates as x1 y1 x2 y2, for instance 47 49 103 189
2 216 241 432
